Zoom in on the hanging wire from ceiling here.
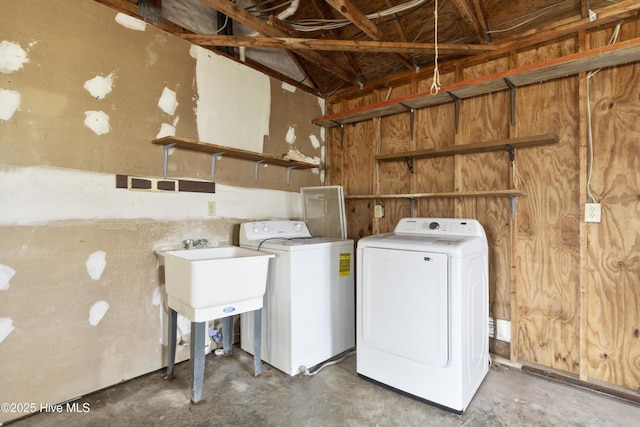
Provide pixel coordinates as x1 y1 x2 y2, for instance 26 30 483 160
585 21 622 203
285 0 432 32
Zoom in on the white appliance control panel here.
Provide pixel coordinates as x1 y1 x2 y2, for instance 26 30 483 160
240 220 312 241
394 218 484 237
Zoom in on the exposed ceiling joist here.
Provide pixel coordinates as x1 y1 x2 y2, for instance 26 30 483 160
199 0 361 87
325 0 416 70
181 34 497 55
450 0 487 44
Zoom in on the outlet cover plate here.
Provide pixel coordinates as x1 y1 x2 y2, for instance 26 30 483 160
585 203 601 222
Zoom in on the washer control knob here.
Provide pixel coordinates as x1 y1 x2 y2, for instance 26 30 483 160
293 222 303 231
429 221 440 230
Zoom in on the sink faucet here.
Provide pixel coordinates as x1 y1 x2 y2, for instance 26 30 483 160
183 239 208 249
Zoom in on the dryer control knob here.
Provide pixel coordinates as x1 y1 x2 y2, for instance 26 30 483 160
263 225 270 232
252 226 260 233
429 221 440 230
293 223 303 231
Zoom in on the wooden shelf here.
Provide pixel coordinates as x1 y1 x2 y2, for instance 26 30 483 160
152 136 318 169
345 189 526 200
313 37 640 127
376 134 558 162
152 136 318 184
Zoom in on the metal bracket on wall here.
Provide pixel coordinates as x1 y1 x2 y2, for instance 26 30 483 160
254 160 265 181
505 78 516 126
400 104 415 141
286 166 297 185
509 196 517 220
404 156 414 173
339 123 345 149
448 92 461 134
210 152 224 183
162 143 176 178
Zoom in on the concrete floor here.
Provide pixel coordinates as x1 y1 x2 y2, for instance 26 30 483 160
10 348 640 426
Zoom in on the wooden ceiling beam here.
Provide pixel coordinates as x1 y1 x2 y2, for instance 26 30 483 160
199 0 361 87
324 0 383 40
180 34 497 55
450 0 487 44
325 0 417 70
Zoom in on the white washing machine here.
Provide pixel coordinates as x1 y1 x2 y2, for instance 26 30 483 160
239 220 355 376
356 217 489 413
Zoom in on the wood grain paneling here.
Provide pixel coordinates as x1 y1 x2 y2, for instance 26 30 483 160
326 19 640 393
586 57 640 390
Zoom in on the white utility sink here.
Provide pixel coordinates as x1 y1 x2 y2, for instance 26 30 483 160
161 246 274 322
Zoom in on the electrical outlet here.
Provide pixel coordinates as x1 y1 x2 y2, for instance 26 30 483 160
496 319 511 342
584 203 601 223
207 202 216 216
374 204 384 218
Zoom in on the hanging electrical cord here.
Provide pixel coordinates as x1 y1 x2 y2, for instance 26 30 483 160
430 0 441 94
585 22 622 203
376 87 394 196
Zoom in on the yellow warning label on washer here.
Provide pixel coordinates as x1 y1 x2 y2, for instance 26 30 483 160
339 253 351 276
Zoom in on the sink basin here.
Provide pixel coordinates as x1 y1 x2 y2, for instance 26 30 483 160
161 246 274 321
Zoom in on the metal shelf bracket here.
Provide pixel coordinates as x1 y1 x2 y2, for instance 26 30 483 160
162 143 176 178
404 157 414 173
254 160 266 181
505 78 516 126
210 152 225 183
449 93 461 134
286 166 297 185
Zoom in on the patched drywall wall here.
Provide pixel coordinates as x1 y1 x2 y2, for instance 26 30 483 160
0 1 323 423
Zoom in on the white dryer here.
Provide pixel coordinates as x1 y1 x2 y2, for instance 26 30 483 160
356 217 489 413
239 220 355 376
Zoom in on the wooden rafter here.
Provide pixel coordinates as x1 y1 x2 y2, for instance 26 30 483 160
450 0 487 44
199 0 361 87
324 0 416 70
180 35 497 55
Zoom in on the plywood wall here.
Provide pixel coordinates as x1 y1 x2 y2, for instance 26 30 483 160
325 24 640 393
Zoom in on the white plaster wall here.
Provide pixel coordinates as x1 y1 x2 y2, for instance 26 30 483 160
0 165 303 226
192 45 270 153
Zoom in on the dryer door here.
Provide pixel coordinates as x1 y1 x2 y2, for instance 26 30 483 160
361 247 449 367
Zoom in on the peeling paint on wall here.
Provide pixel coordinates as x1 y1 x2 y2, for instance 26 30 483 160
0 318 15 343
192 45 270 152
156 123 176 139
285 126 296 144
86 251 107 280
84 110 110 135
0 89 20 120
0 264 16 290
0 40 29 73
114 13 146 31
281 82 296 93
158 87 178 116
89 301 110 326
84 73 115 100
309 134 321 149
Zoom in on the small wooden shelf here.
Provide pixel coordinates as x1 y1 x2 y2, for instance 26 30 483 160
375 134 558 162
152 136 318 184
345 189 526 200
